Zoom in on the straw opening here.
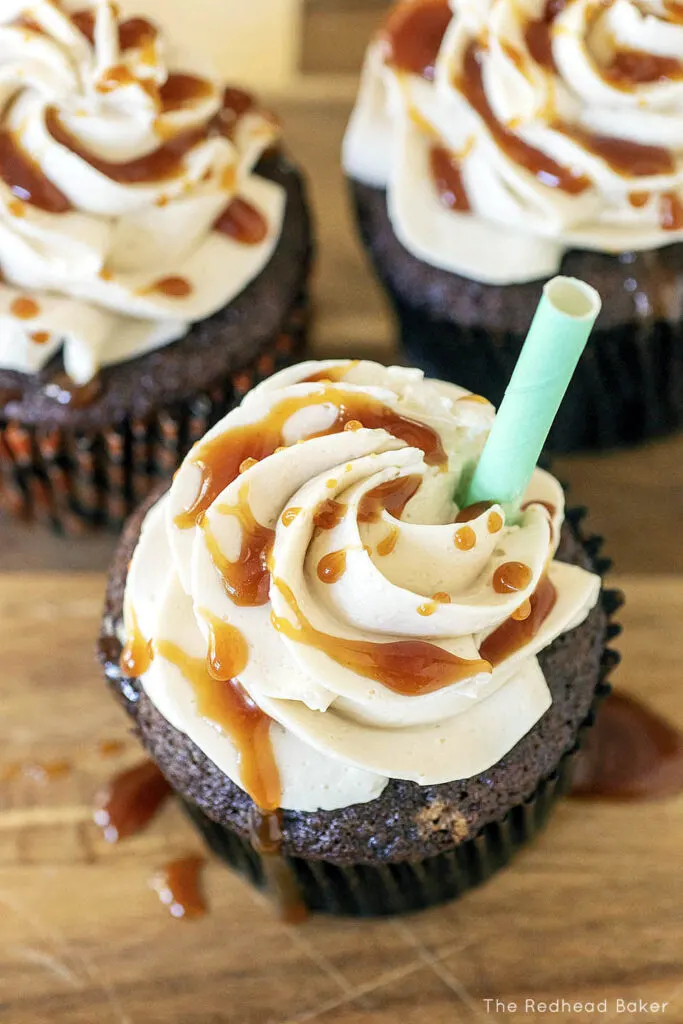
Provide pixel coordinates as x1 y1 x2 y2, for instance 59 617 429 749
544 277 601 321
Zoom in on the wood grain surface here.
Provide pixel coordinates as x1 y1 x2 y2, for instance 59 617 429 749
0 575 682 1024
1 89 682 1024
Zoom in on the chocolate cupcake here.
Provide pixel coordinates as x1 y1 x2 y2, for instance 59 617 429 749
343 0 683 452
0 3 312 532
99 359 618 917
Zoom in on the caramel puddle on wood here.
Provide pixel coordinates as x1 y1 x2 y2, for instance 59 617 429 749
150 855 207 920
571 692 683 801
93 759 172 842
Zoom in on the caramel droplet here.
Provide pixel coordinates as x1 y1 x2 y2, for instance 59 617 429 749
512 598 532 622
417 602 437 617
239 457 258 474
10 296 39 320
488 511 503 534
493 561 532 594
150 854 207 920
454 525 476 551
149 276 192 298
344 419 363 432
281 507 301 527
376 526 400 556
30 331 50 345
317 550 347 584
432 592 451 604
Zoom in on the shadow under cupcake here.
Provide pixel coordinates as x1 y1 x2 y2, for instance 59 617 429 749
0 3 313 532
343 0 683 452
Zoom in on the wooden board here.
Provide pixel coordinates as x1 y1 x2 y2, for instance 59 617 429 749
1 95 683 1024
0 575 682 1024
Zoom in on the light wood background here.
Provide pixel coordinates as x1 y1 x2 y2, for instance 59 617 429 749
1 9 683 1023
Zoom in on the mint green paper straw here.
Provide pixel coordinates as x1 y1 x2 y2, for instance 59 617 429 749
464 276 601 509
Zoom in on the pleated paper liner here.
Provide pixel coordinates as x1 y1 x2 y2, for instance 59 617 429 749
396 300 683 454
0 290 309 535
179 539 623 918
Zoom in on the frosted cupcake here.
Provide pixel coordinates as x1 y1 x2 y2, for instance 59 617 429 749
344 0 683 450
99 359 619 916
0 2 312 531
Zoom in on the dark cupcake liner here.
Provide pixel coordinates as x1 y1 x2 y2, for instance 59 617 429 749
179 562 623 918
0 292 309 534
393 298 683 453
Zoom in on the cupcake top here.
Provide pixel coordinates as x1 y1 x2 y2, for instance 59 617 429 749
344 0 683 285
0 1 283 385
120 360 601 812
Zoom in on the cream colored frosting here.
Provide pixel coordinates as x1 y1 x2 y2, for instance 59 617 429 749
343 0 683 286
123 361 601 812
0 1 284 384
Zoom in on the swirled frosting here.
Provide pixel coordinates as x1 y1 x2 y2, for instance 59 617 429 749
344 0 683 285
121 360 600 812
0 1 284 384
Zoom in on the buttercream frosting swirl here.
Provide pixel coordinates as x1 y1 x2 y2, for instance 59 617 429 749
122 360 600 812
344 0 683 285
0 0 284 384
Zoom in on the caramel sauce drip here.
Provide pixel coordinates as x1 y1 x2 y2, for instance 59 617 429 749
313 498 347 530
488 510 504 533
203 484 275 607
377 525 400 556
458 43 590 194
250 808 308 924
0 131 73 213
571 692 683 801
383 0 452 81
603 49 683 88
480 576 557 666
151 855 207 919
317 550 347 584
554 121 675 178
71 10 157 51
45 372 102 409
524 0 566 71
456 500 493 523
93 759 172 842
357 474 422 524
660 192 683 231
663 1 683 23
10 297 39 320
214 197 268 245
281 506 301 527
272 578 491 697
493 561 533 594
454 525 476 551
175 390 445 530
46 107 207 184
430 145 471 212
204 609 249 680
160 73 213 112
120 603 153 677
148 275 192 298
156 640 280 810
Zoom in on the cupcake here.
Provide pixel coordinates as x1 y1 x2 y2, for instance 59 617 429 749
0 2 312 532
343 0 683 451
99 359 618 917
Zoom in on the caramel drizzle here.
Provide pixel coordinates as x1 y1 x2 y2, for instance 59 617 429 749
357 475 422 524
0 131 73 213
383 0 452 81
174 389 445 531
203 485 275 607
156 638 281 811
120 603 153 677
272 578 491 697
150 855 207 919
457 43 590 195
430 145 471 212
480 576 557 666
